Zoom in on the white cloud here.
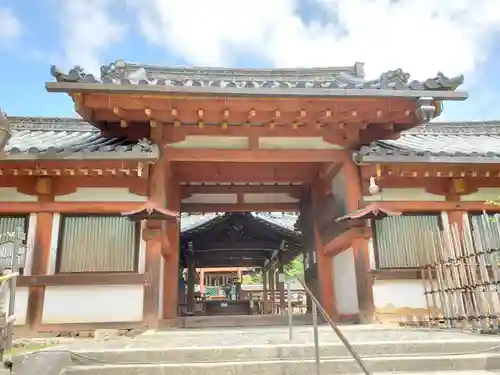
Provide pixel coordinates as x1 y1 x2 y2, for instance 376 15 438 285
132 0 500 80
55 0 127 75
0 6 22 48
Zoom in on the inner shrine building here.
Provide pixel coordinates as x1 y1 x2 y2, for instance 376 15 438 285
2 59 495 332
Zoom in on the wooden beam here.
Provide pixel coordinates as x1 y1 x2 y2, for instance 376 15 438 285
19 273 147 287
166 148 348 163
182 202 298 213
174 162 318 183
370 201 500 212
181 184 303 197
0 202 141 214
323 227 373 257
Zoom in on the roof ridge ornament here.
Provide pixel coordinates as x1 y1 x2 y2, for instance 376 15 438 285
0 108 12 153
415 97 436 124
50 65 99 83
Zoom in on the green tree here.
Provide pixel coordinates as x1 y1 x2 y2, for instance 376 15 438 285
242 272 262 284
241 254 304 284
285 254 304 278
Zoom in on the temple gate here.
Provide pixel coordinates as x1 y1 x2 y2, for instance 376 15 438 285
0 60 465 329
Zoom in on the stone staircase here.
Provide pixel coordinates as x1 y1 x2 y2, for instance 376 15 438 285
10 325 500 374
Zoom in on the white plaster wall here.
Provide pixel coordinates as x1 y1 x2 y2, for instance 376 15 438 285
138 221 147 274
460 188 500 202
373 279 428 311
42 285 144 324
259 137 342 149
332 248 359 315
0 188 37 202
367 238 376 270
22 214 37 276
2 287 28 325
54 188 147 202
169 136 249 149
363 188 446 202
182 194 237 204
244 193 297 203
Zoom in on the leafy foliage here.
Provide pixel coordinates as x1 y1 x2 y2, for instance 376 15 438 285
241 254 304 284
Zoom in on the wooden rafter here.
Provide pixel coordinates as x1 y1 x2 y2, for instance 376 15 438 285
181 184 303 198
181 202 298 213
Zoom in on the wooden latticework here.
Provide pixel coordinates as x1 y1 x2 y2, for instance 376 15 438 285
412 213 500 332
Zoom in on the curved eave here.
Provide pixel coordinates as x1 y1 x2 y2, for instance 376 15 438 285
354 152 500 165
0 144 160 161
45 82 469 101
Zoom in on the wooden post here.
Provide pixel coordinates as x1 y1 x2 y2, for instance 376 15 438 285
344 158 374 323
262 270 269 314
142 124 166 327
311 182 337 320
142 221 162 327
26 182 54 331
278 264 285 315
186 243 196 313
162 161 181 321
142 153 166 327
268 267 275 315
199 269 205 295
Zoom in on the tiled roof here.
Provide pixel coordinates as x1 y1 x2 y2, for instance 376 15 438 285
49 60 464 94
181 212 300 237
180 213 224 232
3 117 159 160
355 121 500 163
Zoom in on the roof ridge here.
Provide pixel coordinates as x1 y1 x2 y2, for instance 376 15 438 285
103 59 365 77
403 121 500 135
8 116 97 132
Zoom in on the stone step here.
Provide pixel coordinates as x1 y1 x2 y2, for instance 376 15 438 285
60 354 500 375
67 339 500 364
178 314 316 328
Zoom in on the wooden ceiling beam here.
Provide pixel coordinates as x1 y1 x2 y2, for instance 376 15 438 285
182 202 298 213
181 184 303 197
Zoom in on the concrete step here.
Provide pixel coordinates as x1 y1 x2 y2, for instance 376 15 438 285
60 354 500 374
67 339 500 364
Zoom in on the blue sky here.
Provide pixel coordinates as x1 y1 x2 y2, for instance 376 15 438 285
1 0 500 121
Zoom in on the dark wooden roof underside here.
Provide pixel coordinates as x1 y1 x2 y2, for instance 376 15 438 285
180 212 302 268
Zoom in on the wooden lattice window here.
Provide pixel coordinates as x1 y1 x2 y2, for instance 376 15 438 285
0 215 29 274
373 213 441 268
56 215 140 273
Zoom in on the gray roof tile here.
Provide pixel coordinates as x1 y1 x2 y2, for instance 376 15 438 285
3 117 159 160
50 60 464 93
356 121 500 163
180 212 298 234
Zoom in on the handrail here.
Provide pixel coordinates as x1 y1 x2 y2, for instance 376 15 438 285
293 277 372 375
